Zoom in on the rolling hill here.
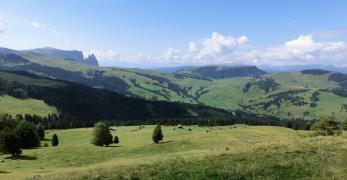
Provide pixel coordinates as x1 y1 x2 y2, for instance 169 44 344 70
0 70 281 129
1 47 347 121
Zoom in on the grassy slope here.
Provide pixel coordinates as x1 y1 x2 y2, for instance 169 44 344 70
192 72 346 120
13 53 347 120
1 126 347 179
0 95 57 116
0 71 61 116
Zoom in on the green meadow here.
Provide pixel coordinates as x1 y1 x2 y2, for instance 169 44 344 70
0 95 57 116
1 125 347 180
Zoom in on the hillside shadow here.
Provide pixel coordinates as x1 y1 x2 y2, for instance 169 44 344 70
5 155 37 160
0 171 10 174
42 138 51 141
160 140 173 144
105 145 123 148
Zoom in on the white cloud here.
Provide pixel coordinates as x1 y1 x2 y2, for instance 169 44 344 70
0 16 5 33
157 33 347 67
31 21 45 28
79 32 347 68
194 32 248 58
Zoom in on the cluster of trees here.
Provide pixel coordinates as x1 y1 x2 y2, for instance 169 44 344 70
91 122 164 147
243 78 280 93
91 122 119 147
311 115 343 136
0 114 42 156
0 114 61 156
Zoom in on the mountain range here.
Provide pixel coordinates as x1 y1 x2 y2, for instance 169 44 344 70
1 47 347 122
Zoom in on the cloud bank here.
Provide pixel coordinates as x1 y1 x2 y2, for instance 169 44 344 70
86 32 347 67
159 32 347 67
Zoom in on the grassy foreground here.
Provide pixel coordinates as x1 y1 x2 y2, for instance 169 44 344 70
1 125 347 180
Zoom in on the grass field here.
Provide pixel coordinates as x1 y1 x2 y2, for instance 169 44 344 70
0 95 57 116
1 125 347 180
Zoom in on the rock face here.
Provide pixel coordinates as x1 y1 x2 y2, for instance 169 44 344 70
84 54 99 66
27 47 99 66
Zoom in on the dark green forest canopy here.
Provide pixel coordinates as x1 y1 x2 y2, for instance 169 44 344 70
0 70 285 128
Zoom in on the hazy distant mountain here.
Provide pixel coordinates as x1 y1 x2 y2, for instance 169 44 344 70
259 64 347 74
176 65 266 79
26 47 99 66
149 66 196 73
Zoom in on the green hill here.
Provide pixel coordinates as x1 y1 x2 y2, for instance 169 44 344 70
1 125 347 180
1 47 346 121
0 70 281 129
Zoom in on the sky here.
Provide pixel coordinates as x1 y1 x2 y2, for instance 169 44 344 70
0 0 347 68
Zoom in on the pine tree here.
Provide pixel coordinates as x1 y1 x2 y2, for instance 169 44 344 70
342 118 347 130
36 123 45 140
91 122 112 146
0 129 22 156
113 136 119 144
152 125 163 143
107 133 113 146
15 120 40 148
51 134 59 146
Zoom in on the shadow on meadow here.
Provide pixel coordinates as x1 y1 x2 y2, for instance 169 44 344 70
4 155 37 160
160 140 173 144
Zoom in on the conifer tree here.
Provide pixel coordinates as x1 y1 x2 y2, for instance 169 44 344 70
152 125 163 143
51 134 59 146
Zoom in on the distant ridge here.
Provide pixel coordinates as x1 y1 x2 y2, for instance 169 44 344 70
176 65 266 79
26 47 99 66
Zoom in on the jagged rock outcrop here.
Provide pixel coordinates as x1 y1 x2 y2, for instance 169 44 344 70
26 47 99 66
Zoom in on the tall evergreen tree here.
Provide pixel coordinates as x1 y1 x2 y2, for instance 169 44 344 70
51 134 59 146
0 130 22 156
113 136 119 144
91 122 112 146
152 125 163 143
15 121 40 148
36 123 45 140
107 133 113 146
342 118 347 131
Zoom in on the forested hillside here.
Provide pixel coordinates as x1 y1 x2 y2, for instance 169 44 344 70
1 47 347 121
0 70 283 129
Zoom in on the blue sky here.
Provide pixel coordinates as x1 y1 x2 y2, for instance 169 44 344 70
0 0 347 67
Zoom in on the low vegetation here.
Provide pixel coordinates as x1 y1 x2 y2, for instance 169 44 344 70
0 125 347 180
